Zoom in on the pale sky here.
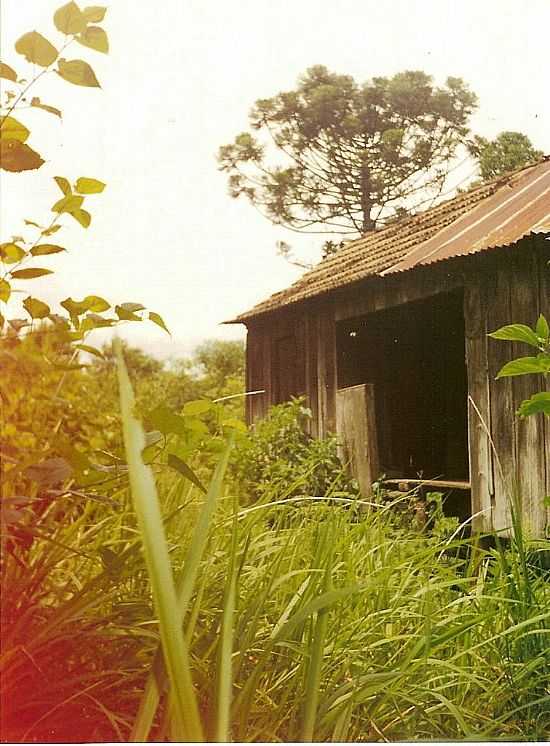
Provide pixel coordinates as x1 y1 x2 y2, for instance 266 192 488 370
2 0 550 358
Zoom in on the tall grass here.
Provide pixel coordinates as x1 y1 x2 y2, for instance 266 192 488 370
2 385 548 742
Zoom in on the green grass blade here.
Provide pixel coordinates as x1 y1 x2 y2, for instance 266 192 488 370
116 340 203 742
131 433 234 741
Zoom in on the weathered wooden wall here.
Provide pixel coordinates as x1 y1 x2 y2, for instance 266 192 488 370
465 236 549 536
245 236 550 537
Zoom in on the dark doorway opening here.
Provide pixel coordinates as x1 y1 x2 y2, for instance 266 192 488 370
337 290 470 494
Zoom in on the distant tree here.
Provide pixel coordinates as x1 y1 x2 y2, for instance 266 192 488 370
193 339 245 391
470 131 543 180
218 66 478 235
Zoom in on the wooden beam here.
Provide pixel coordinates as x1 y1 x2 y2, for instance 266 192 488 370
336 383 379 496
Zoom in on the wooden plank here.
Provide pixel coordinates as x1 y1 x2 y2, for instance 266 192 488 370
510 240 546 537
334 262 464 321
336 384 380 495
245 324 267 424
383 478 470 491
317 304 337 436
464 267 494 532
305 311 319 437
486 249 516 535
537 236 550 535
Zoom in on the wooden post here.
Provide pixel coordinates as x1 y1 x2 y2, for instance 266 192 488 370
336 383 379 496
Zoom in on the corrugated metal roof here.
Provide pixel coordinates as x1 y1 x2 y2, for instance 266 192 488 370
230 157 550 323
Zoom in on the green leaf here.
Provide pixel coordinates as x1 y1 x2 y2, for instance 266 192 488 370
0 279 11 303
42 224 62 236
496 355 550 378
148 311 170 335
24 219 41 228
54 2 86 34
80 312 115 332
57 58 100 87
147 405 188 437
75 176 105 194
535 314 549 342
119 302 145 312
0 62 18 82
15 31 58 67
31 97 62 119
54 176 72 195
0 242 26 263
0 116 30 143
11 267 53 279
52 194 84 213
76 25 109 53
82 5 107 22
0 139 44 172
23 296 50 319
30 243 65 256
70 208 91 227
167 453 206 493
25 457 72 486
75 343 103 358
0 312 4 329
61 294 109 317
183 400 213 416
115 304 142 321
517 392 550 418
489 323 540 348
8 318 28 331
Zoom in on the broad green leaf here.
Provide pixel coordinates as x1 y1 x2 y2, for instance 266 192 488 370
0 279 11 303
76 343 104 358
25 457 72 486
149 311 170 334
115 304 141 321
0 62 17 81
496 355 550 378
183 399 213 416
0 116 30 143
71 208 91 228
11 267 53 279
80 312 115 332
23 296 50 319
517 391 550 418
167 453 206 493
147 405 188 437
489 323 539 348
0 139 44 172
61 294 109 316
77 25 109 53
54 2 86 34
0 242 26 263
54 176 72 195
115 340 203 742
31 97 62 118
57 58 100 87
15 31 58 67
221 417 247 433
75 176 105 193
82 5 106 21
52 194 83 213
30 243 65 256
535 314 549 342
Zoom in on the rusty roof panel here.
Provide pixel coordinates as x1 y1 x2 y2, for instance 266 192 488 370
230 158 550 323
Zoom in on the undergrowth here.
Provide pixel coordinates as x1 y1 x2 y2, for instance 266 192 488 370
1 396 549 743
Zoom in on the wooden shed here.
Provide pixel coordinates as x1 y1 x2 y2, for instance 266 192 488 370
229 159 550 537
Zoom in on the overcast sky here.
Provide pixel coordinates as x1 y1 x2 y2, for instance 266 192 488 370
2 0 549 358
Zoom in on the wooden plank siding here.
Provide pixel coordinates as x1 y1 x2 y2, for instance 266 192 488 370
244 238 549 536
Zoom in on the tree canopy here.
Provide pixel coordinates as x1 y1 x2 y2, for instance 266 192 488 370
218 66 478 235
470 131 543 180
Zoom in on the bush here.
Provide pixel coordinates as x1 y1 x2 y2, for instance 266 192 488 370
230 398 358 504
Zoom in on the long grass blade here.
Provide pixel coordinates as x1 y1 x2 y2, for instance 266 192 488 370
116 340 203 742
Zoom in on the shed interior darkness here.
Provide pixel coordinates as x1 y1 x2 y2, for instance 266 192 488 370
337 290 470 498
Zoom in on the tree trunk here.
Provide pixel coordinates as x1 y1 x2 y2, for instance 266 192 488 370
360 163 375 233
